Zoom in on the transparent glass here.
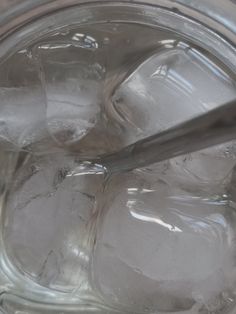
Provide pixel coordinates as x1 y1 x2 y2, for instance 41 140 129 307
0 1 236 314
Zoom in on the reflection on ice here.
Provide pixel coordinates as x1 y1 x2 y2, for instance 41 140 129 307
129 209 183 232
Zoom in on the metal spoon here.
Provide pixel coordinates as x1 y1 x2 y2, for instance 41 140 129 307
91 98 236 173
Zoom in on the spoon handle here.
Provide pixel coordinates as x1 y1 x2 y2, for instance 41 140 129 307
99 99 236 173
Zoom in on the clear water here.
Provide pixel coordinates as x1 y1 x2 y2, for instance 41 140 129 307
0 22 236 314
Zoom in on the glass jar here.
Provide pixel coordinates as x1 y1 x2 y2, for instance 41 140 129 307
0 1 236 314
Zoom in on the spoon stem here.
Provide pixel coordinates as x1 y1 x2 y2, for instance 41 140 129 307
97 99 236 173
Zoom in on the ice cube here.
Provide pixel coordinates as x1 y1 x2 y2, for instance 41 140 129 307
93 171 236 312
35 39 103 147
0 50 51 151
3 153 104 292
169 143 236 196
109 41 236 145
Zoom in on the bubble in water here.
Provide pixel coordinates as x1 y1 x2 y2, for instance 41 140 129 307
103 37 110 45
